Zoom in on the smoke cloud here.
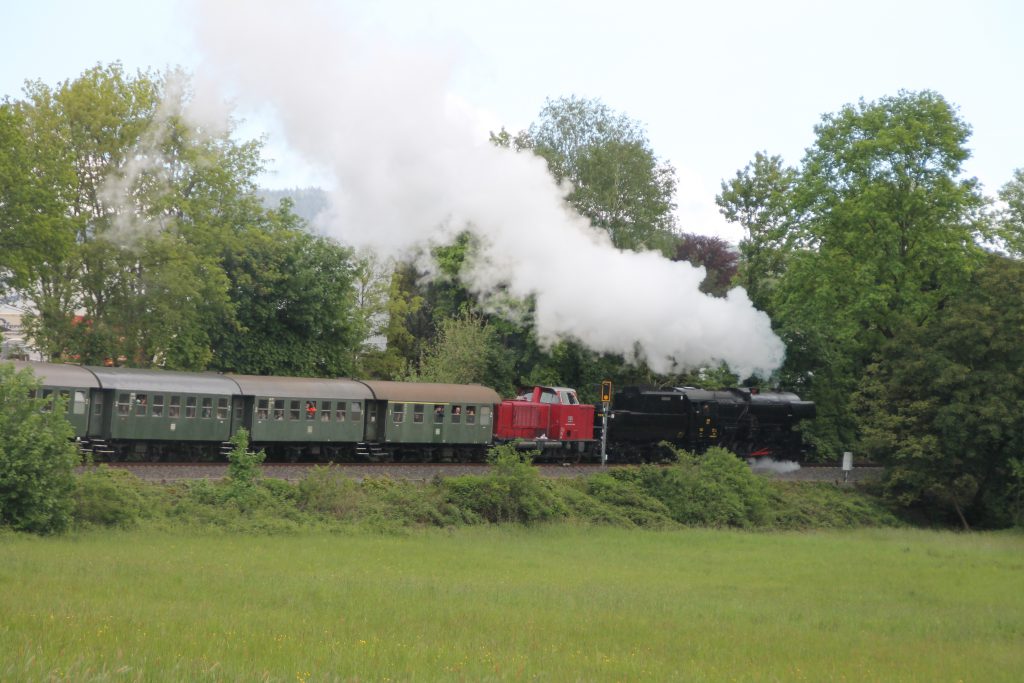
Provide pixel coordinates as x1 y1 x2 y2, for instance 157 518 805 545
189 1 785 377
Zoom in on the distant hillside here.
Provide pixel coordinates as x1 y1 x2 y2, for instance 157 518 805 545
258 187 329 224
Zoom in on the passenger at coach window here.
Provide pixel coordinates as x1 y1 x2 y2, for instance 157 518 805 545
306 401 317 419
434 405 445 423
452 405 461 423
466 406 476 424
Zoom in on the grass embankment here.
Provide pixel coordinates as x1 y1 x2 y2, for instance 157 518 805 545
66 446 900 534
1 527 1022 681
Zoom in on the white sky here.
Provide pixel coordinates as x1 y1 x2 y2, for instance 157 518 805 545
3 0 1022 243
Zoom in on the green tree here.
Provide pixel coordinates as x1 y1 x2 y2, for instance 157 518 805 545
0 104 74 294
409 311 513 395
717 152 801 309
9 64 261 368
501 96 678 255
210 210 363 378
855 255 1024 528
719 91 988 455
998 168 1024 256
0 363 79 533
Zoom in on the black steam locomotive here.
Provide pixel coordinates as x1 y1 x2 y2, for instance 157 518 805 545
598 386 815 461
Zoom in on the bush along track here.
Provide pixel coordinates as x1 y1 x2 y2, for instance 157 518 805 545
65 443 900 534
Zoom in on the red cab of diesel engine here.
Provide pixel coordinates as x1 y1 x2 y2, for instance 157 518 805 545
494 386 595 445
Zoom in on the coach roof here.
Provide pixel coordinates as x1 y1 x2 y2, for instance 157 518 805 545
229 375 374 400
86 366 239 394
6 361 100 388
360 380 501 405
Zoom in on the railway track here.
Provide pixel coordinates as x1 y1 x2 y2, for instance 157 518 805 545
81 461 883 483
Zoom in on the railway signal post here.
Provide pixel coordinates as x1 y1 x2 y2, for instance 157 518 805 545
600 380 612 466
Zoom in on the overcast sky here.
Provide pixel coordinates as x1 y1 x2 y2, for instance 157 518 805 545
3 0 1021 242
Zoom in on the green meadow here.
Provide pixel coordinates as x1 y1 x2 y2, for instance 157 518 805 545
1 527 1022 682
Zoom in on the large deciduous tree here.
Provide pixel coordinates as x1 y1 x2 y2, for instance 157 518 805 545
718 91 988 456
3 64 363 376
673 233 739 297
998 168 1024 256
497 96 678 256
8 64 240 367
855 254 1024 528
209 205 363 378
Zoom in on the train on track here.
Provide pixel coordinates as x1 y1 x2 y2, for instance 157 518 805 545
5 361 814 463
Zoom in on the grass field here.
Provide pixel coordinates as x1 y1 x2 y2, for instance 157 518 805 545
1 526 1022 681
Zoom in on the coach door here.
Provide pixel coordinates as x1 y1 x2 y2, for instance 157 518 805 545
234 397 249 433
363 400 387 442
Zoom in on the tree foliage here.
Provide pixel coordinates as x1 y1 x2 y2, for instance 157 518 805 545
499 96 678 255
0 363 79 533
719 91 988 455
998 168 1024 256
855 255 1024 528
209 204 363 377
1 64 362 376
673 232 739 296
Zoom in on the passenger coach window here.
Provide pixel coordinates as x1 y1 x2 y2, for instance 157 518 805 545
93 399 103 416
413 404 424 423
451 405 462 424
152 395 164 418
217 398 229 420
351 402 362 421
320 401 331 422
60 390 70 413
40 389 53 413
169 396 181 418
117 392 130 417
185 396 197 418
393 403 405 424
201 397 213 419
135 394 148 417
289 400 300 420
434 405 444 423
257 399 269 420
305 401 317 420
335 402 346 422
273 399 284 420
73 391 86 415
466 406 477 425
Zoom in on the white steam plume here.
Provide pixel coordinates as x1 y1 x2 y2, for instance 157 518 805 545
190 1 785 377
748 458 802 475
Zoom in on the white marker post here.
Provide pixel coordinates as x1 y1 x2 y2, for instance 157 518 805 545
842 451 853 482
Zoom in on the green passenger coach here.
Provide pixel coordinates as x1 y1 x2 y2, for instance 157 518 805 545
229 374 374 460
9 360 97 438
86 366 238 460
360 381 501 460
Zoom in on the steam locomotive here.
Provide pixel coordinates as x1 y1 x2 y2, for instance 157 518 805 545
596 385 816 462
5 361 813 462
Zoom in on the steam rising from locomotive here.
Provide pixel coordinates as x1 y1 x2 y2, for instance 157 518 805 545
190 1 785 377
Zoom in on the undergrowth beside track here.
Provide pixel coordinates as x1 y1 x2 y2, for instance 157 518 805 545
70 444 900 534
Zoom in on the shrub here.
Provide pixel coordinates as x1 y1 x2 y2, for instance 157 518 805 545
771 482 901 529
610 446 775 528
442 444 568 524
297 465 365 518
72 467 155 529
226 427 265 492
583 473 676 527
0 363 80 534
